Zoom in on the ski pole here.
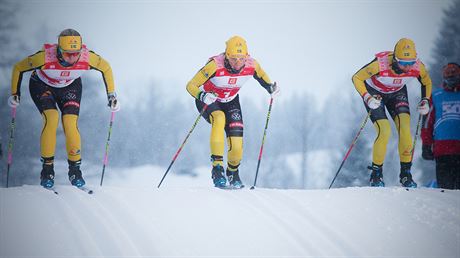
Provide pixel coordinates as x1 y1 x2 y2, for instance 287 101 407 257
410 114 422 161
250 97 274 190
329 110 371 189
100 111 115 186
158 105 208 188
6 107 17 188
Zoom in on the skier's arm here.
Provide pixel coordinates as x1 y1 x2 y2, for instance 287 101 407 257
417 62 432 100
88 51 116 94
186 60 217 99
11 51 45 96
253 60 272 90
352 59 380 97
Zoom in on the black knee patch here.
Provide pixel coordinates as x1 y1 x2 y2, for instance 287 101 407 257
226 108 243 137
61 89 81 115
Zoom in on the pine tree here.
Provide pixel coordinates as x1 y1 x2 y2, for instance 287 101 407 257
429 0 460 87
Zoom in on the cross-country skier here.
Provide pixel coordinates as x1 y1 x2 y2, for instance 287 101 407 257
186 35 279 188
352 38 432 188
8 29 120 188
421 62 460 189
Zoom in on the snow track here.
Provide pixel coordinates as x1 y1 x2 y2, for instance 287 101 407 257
1 185 459 257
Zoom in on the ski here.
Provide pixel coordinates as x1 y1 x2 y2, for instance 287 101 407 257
405 188 445 192
43 187 59 195
217 185 245 190
76 186 94 194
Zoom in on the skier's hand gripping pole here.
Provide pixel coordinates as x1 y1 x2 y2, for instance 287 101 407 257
157 105 208 188
250 97 274 190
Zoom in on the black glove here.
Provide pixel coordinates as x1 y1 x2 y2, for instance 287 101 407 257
266 82 279 96
422 145 434 160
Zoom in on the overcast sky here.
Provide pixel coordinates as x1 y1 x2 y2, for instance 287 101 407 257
13 0 453 108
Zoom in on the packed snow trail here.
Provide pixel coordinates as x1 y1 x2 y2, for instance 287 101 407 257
1 185 459 258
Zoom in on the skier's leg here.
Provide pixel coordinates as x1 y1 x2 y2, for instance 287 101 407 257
62 114 81 162
210 110 226 167
225 102 244 170
388 87 416 187
227 136 244 187
194 100 226 187
40 109 59 162
208 110 226 186
57 79 84 186
58 79 82 163
394 113 413 163
29 74 60 163
362 85 389 186
29 74 58 187
372 119 391 166
227 136 243 171
223 96 244 187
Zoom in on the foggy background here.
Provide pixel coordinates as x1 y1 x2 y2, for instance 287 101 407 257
1 0 459 188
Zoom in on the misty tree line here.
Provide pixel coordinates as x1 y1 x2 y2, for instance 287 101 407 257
1 0 459 188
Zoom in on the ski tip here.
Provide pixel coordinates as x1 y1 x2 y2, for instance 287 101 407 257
250 186 255 190
88 190 94 194
405 188 409 191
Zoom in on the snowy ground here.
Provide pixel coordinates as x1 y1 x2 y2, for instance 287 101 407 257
1 166 459 258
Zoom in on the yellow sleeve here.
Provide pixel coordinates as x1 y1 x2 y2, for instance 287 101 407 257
11 51 45 95
418 62 432 99
88 51 115 94
352 59 380 97
253 59 272 88
186 60 217 99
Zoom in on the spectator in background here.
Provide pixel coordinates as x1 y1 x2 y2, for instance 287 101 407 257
421 62 460 190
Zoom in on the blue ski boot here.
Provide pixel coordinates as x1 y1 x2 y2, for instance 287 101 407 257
368 163 385 187
400 162 417 188
227 166 244 189
68 160 85 187
211 165 226 188
40 163 55 188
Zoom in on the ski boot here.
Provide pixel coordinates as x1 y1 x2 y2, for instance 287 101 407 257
400 162 417 188
40 163 55 188
368 163 385 187
211 165 227 188
68 160 85 187
226 167 244 189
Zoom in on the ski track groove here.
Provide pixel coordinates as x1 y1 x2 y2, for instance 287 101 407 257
278 190 364 257
67 186 130 256
85 189 144 257
53 187 104 256
250 191 333 256
97 190 161 255
234 190 321 255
